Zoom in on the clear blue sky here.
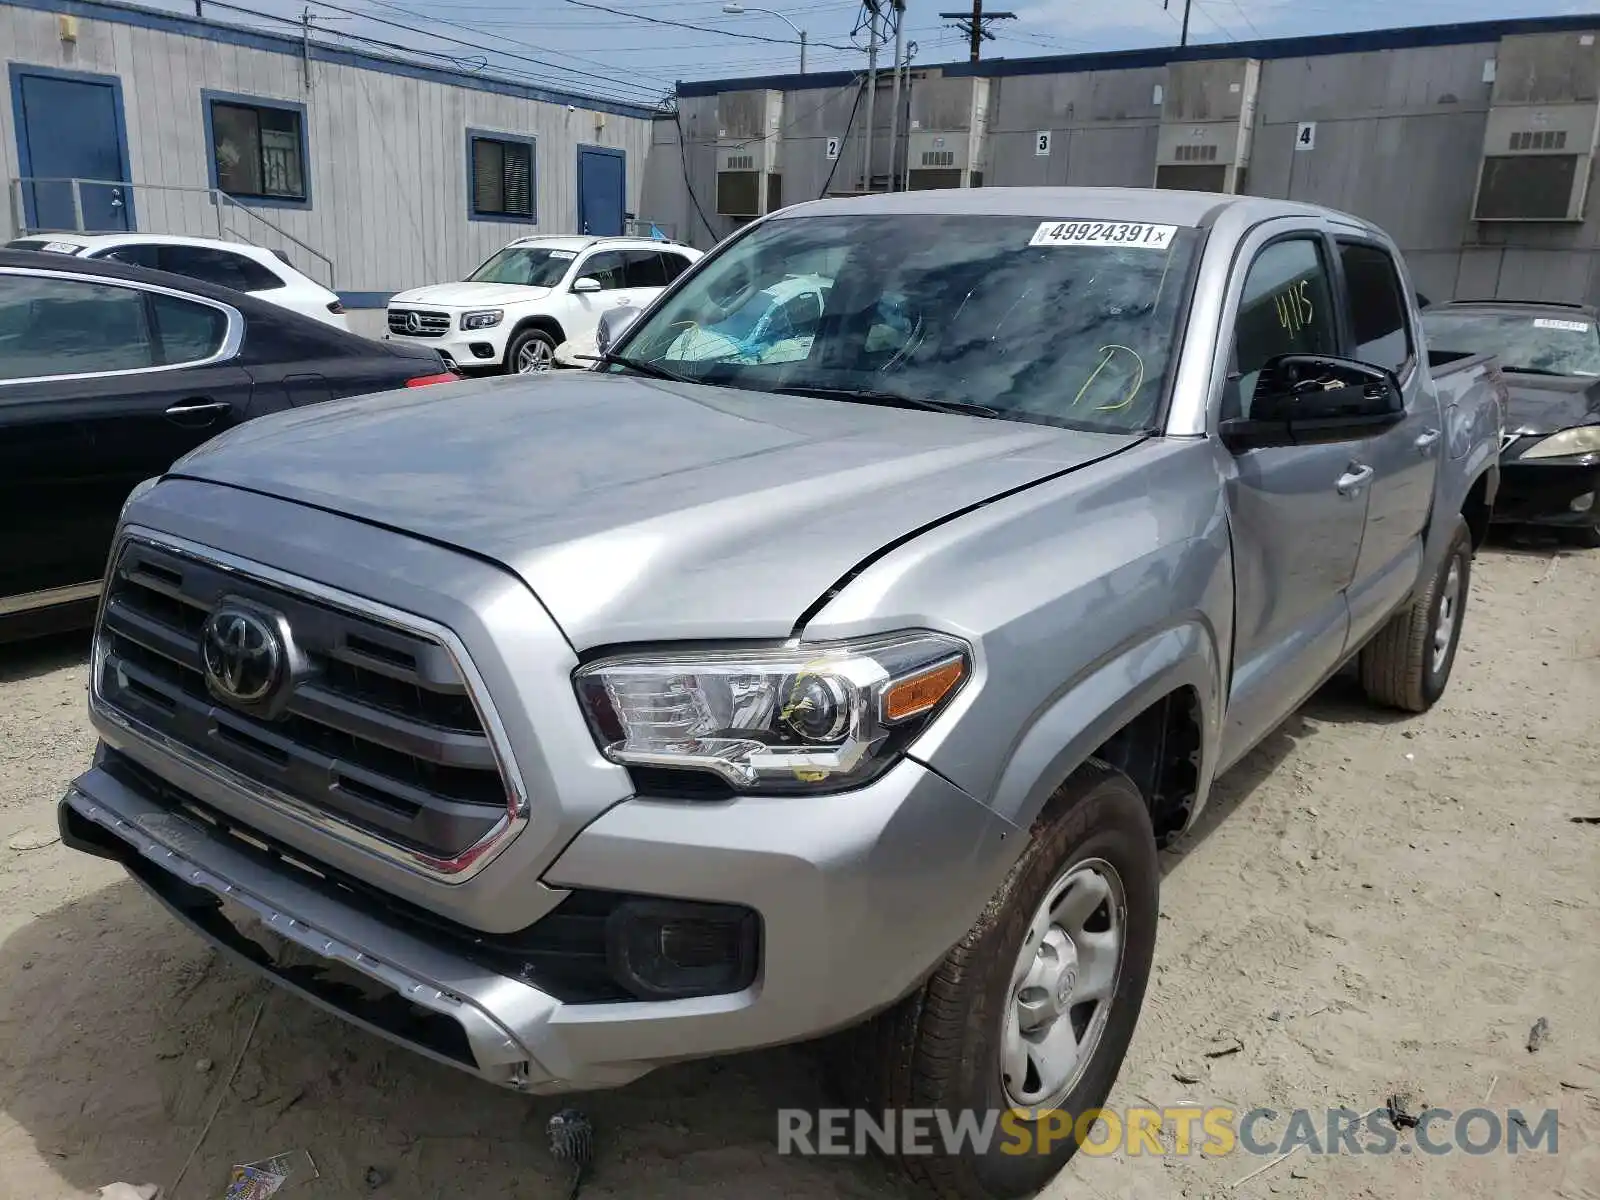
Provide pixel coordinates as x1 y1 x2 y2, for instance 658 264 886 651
170 0 1599 107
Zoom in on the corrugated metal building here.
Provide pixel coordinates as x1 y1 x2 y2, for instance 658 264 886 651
2 0 660 332
653 13 1600 307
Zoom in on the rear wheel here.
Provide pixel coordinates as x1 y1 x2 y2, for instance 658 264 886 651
506 328 556 374
1359 516 1471 712
843 760 1159 1200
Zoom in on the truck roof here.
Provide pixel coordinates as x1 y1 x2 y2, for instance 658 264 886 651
780 186 1367 231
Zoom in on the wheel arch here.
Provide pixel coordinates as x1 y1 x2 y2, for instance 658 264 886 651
986 622 1222 844
508 314 567 346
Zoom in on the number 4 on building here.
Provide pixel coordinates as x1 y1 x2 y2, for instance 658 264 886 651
1295 122 1316 151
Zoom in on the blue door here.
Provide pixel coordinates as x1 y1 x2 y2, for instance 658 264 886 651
577 147 625 236
11 66 133 232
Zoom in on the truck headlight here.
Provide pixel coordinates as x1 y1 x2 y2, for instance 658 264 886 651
574 632 971 793
461 309 503 330
1522 425 1600 459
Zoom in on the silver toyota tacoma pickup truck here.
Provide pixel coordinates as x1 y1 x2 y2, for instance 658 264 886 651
60 189 1502 1199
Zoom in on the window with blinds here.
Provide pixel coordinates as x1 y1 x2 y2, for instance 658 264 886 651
470 135 536 220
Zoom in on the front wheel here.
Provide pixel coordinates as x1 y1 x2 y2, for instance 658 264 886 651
852 760 1159 1200
505 328 556 375
1359 516 1472 712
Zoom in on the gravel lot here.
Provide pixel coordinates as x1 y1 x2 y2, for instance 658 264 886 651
1 542 1596 1200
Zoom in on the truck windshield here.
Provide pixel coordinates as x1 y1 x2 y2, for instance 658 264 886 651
614 214 1201 433
468 247 575 288
1422 310 1600 377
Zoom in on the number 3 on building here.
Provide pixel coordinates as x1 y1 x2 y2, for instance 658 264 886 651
1295 122 1316 151
1036 130 1052 157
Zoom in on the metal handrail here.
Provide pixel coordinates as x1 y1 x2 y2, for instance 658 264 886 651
8 176 336 287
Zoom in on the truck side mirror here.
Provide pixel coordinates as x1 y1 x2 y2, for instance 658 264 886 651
1220 354 1404 452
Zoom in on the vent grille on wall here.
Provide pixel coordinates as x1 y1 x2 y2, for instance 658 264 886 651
1172 143 1219 162
1509 129 1568 151
724 153 756 170
920 149 956 167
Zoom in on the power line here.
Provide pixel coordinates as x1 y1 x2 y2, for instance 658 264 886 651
558 0 858 50
201 0 664 104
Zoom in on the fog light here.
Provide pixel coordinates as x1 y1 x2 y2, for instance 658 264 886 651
606 898 759 1000
1570 492 1595 513
470 342 496 359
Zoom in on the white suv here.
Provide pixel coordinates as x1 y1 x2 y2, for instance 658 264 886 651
386 236 701 373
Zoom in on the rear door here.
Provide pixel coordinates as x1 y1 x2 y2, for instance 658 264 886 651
1333 238 1442 646
0 269 248 599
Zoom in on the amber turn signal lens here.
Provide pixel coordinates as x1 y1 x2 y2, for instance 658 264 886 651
882 658 967 723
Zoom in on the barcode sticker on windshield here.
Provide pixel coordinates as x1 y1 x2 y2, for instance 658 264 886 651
1533 317 1590 332
1030 221 1177 250
41 241 81 254
549 250 577 260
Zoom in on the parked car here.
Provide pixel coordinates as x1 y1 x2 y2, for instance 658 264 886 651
0 249 456 643
59 190 1500 1200
1422 299 1600 546
385 235 701 374
2 233 349 330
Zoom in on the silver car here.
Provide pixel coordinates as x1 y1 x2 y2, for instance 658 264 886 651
60 188 1501 1199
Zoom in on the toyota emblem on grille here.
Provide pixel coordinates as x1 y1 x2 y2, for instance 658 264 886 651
404 311 422 334
201 607 285 705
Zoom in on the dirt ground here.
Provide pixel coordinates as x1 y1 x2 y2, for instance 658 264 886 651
1 540 1596 1200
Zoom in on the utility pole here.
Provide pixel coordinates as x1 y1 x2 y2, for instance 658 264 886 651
1165 0 1193 47
887 0 906 191
858 0 882 193
940 1 1016 63
301 5 314 91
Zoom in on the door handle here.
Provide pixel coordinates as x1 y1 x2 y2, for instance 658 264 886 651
164 400 231 427
1415 428 1441 453
1336 464 1374 496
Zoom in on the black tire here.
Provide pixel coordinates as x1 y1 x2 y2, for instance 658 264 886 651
1359 516 1472 712
843 760 1159 1200
505 327 557 375
1563 515 1600 549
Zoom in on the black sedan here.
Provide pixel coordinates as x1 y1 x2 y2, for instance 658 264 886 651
0 249 458 642
1422 300 1600 547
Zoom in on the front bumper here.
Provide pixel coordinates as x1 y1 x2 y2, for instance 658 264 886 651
385 326 508 369
1492 455 1600 526
61 748 1016 1093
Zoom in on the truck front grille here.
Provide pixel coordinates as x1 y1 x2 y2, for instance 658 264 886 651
388 309 452 337
94 536 521 871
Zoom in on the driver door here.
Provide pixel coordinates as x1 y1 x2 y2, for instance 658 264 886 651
567 249 632 345
1218 231 1375 764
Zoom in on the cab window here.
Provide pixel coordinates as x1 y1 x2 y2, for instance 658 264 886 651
1230 238 1339 415
1338 241 1411 376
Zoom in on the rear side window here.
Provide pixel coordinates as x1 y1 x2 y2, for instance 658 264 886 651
150 293 229 363
621 250 667 289
1231 238 1340 413
661 252 694 282
0 275 229 381
158 245 284 293
1339 241 1411 375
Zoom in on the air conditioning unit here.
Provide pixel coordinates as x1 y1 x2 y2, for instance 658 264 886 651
715 89 783 218
1472 33 1600 222
1154 58 1260 194
905 77 990 191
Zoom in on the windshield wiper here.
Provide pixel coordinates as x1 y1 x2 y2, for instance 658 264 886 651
771 384 1002 419
1501 366 1570 377
596 352 694 384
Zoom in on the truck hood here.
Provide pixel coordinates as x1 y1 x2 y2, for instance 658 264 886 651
169 373 1140 645
389 282 551 307
1502 372 1600 434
